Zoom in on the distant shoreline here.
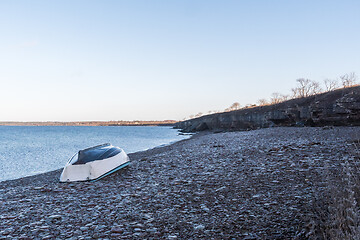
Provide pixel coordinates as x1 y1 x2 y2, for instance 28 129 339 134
0 120 177 127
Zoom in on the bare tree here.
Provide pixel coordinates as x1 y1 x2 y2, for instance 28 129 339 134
270 93 290 105
340 72 358 88
225 102 241 112
257 98 269 106
292 78 309 98
270 92 282 104
280 94 289 102
292 78 322 98
291 88 299 98
324 78 339 92
231 102 241 110
310 81 322 95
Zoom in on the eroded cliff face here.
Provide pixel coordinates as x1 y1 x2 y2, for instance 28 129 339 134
175 86 360 132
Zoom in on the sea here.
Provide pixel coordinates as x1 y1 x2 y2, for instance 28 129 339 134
0 126 189 182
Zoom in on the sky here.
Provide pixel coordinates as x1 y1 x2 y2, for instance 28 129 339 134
0 0 360 121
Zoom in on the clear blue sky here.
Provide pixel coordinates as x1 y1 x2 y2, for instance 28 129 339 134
1 0 359 121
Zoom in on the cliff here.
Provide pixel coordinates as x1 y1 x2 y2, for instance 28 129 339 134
175 86 360 132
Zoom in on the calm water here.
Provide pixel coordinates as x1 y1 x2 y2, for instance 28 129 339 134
0 126 188 182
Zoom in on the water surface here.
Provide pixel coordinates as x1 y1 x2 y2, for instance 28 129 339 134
0 126 188 181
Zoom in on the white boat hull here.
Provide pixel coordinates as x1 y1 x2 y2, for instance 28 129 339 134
60 149 129 182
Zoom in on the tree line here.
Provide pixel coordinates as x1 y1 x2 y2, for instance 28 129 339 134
185 72 358 120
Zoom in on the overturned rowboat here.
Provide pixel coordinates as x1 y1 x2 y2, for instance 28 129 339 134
59 143 130 182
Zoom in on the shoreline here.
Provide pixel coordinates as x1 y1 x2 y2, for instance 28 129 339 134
0 131 198 185
0 126 189 183
0 121 177 127
1 127 359 239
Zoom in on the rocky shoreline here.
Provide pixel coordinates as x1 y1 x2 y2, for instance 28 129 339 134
1 127 359 239
175 86 360 132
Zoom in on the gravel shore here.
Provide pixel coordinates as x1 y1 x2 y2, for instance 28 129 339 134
1 127 358 239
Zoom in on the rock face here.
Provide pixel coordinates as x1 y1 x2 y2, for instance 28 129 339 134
175 86 360 132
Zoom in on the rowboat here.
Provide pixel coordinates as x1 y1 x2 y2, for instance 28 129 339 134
59 143 130 182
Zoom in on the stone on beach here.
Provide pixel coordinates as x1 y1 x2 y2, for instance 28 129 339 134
0 127 358 239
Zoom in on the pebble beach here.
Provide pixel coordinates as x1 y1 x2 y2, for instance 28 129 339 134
1 127 359 239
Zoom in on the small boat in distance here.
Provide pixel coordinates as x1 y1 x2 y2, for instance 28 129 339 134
60 143 130 182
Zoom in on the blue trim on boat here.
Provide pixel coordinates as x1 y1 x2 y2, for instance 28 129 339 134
90 161 130 182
